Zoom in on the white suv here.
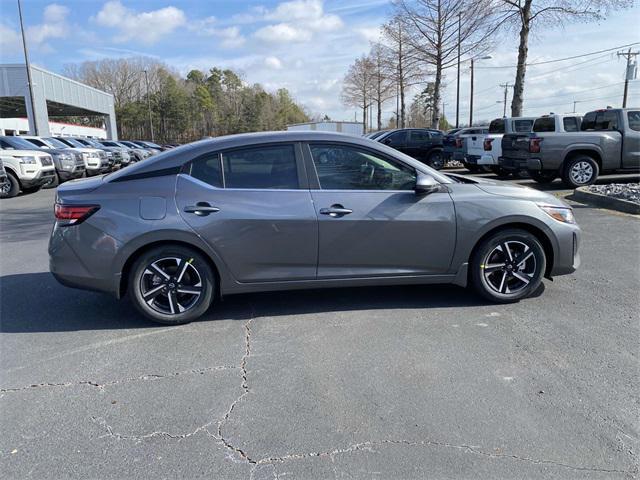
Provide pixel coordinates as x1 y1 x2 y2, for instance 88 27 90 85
0 137 56 198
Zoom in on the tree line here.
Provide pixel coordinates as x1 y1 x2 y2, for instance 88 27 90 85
342 0 630 132
63 58 309 144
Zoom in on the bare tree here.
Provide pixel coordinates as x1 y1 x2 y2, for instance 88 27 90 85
381 16 424 128
341 55 376 133
369 44 395 130
496 0 632 117
396 0 498 128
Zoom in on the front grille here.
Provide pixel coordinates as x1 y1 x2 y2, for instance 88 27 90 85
98 151 107 160
40 156 53 166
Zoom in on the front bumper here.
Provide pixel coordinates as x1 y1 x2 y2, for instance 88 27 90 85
549 223 581 276
21 168 56 188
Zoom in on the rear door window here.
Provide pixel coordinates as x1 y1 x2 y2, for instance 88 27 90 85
488 119 505 133
533 117 555 132
628 111 640 131
408 130 430 143
563 117 579 132
222 144 299 189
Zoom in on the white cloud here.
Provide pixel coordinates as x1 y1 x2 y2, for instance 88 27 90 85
190 19 246 49
95 1 186 45
23 3 70 50
0 24 21 55
264 56 283 69
254 23 312 43
252 0 343 44
355 26 381 43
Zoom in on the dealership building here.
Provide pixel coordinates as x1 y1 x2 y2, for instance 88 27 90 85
0 64 117 139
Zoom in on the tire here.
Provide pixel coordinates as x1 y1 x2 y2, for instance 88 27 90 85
128 245 215 325
21 185 42 194
471 229 546 303
491 166 511 178
530 171 556 184
561 155 599 189
427 150 445 170
1 172 20 198
44 172 60 189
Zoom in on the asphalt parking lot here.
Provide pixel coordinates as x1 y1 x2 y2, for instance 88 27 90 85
1 177 639 479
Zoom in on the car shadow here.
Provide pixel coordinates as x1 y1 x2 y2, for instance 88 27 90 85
0 272 505 333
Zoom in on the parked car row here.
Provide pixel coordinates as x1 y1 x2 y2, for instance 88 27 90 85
0 136 165 198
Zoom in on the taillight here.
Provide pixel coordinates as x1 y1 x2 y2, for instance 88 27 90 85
529 137 543 153
483 138 493 151
455 138 463 148
54 203 100 225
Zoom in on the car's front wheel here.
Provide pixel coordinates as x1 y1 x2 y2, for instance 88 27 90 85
471 229 546 303
128 245 215 324
0 172 19 198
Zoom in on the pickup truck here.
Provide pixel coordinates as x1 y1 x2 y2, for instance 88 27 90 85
443 126 489 170
0 142 56 198
499 108 640 188
466 117 536 176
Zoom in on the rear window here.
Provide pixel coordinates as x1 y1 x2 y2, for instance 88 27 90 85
582 110 619 131
488 119 505 133
628 111 640 131
513 120 533 132
563 117 579 132
533 117 555 132
409 130 431 142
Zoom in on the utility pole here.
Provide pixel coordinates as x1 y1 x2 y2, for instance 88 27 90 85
469 59 474 126
617 48 638 108
573 100 578 113
455 11 461 128
499 83 513 117
18 0 38 135
143 69 155 142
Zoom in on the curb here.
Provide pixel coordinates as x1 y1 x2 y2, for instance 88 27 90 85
571 187 640 215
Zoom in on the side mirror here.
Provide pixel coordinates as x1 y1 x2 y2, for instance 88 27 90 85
414 172 441 195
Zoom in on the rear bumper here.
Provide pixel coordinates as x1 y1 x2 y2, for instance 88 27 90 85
498 156 543 171
464 155 481 165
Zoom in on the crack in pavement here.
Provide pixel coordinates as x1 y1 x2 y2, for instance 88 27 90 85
90 416 220 441
0 366 239 393
252 439 634 475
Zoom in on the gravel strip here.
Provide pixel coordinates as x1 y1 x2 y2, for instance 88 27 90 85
586 183 640 205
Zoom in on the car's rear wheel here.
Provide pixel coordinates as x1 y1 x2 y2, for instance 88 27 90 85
128 245 215 325
471 229 546 303
562 155 599 189
0 172 19 198
427 150 444 170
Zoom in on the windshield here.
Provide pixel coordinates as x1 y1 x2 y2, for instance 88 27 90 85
0 136 39 150
45 137 72 149
62 138 87 148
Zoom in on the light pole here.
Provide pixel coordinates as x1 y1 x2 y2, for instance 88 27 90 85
18 0 39 135
455 12 461 128
143 69 155 142
469 55 492 126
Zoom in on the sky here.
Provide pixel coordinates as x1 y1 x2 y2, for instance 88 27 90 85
0 0 639 126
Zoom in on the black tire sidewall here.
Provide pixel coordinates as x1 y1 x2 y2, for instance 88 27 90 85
562 156 599 188
1 172 20 198
471 229 546 303
530 171 556 184
428 151 444 170
128 246 215 325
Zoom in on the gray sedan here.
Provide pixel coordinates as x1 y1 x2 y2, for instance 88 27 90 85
49 131 581 324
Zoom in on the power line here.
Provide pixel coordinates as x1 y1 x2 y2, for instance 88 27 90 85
474 42 639 69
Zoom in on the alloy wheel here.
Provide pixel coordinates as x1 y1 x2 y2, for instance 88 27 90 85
482 241 536 295
569 161 594 185
0 180 10 195
140 257 203 315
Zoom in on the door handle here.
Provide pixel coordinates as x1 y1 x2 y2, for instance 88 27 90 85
184 202 220 216
319 204 353 218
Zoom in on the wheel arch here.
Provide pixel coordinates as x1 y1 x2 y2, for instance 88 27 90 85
3 165 21 186
467 222 555 281
562 148 602 170
117 235 225 299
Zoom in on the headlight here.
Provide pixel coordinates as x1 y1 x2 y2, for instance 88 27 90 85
538 204 575 224
18 156 37 164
